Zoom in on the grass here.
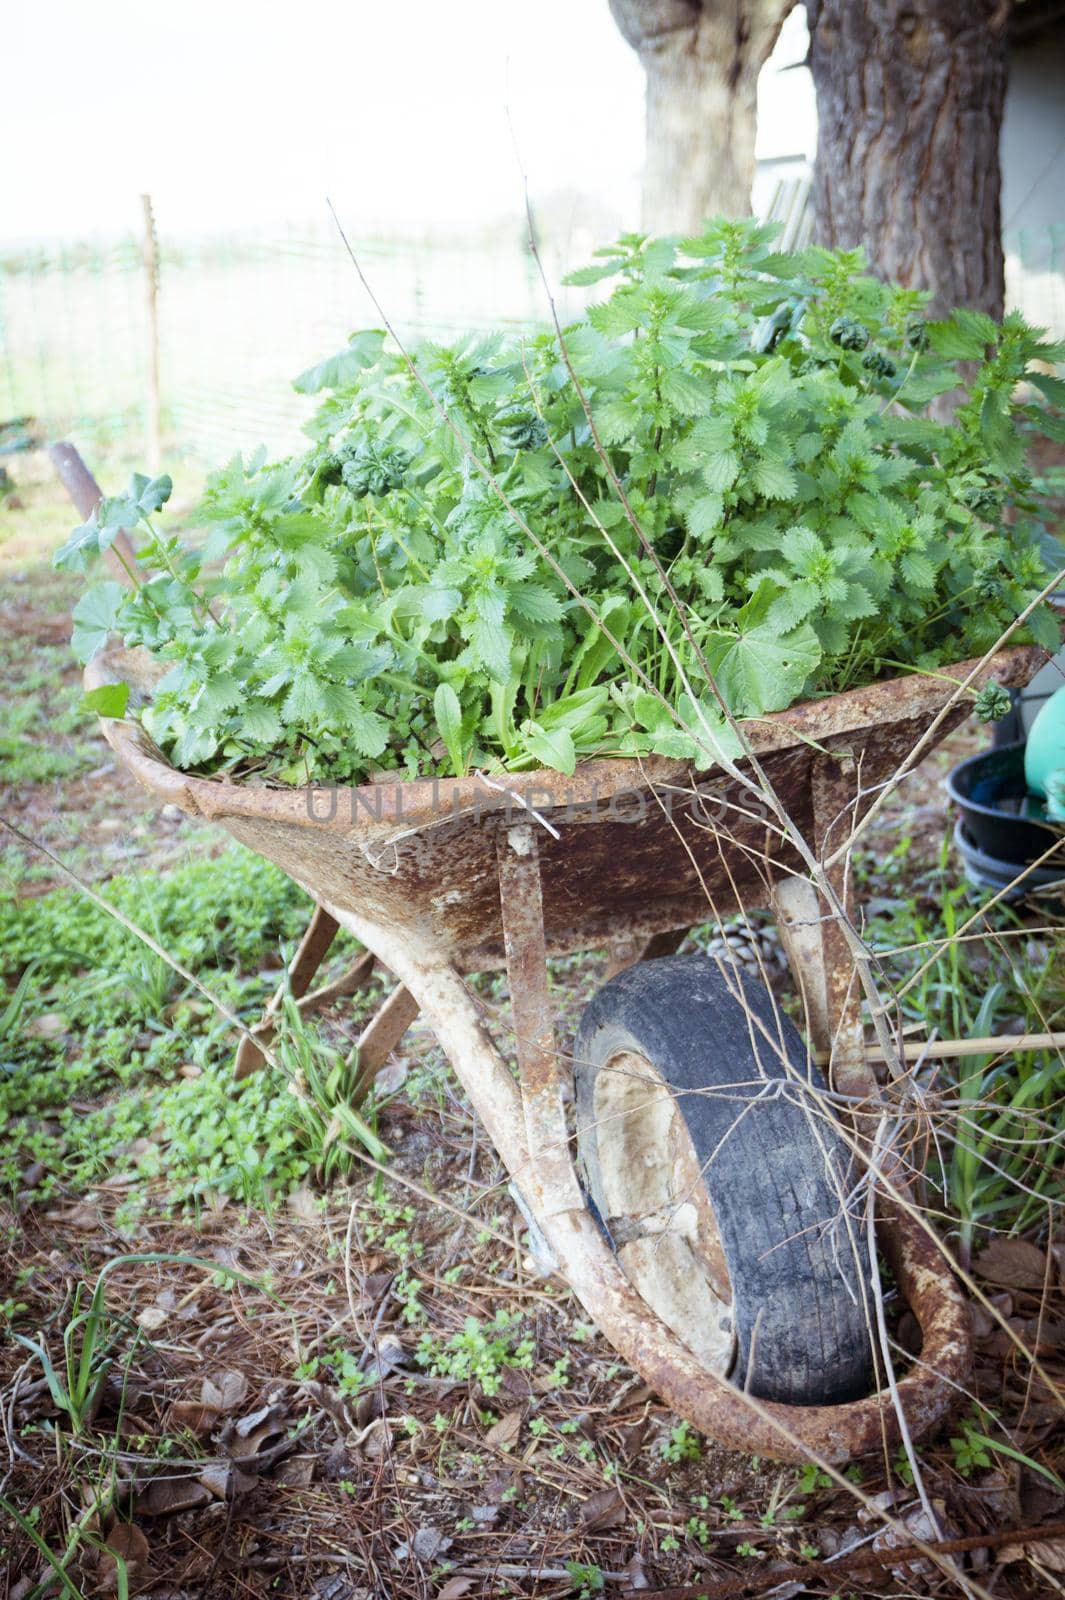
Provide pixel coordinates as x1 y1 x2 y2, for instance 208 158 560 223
0 844 362 1209
860 832 1065 1265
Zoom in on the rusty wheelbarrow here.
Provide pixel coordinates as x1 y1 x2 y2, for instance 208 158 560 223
57 443 1045 1463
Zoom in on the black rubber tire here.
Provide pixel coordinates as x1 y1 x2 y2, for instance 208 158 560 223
574 953 875 1406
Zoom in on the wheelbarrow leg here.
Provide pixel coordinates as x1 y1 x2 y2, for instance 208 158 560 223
235 903 358 1078
350 982 421 1099
772 756 873 1102
496 825 583 1216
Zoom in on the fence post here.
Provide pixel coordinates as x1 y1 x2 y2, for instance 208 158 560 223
140 193 162 470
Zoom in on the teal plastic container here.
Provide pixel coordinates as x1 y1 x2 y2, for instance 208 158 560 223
1024 684 1065 820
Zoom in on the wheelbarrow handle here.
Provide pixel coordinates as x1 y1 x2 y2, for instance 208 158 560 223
49 440 145 587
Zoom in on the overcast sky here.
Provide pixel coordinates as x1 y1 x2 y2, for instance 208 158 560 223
5 0 814 242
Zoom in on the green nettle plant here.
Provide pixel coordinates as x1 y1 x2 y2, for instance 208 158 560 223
58 220 1065 786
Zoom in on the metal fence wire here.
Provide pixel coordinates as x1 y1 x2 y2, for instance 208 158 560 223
1 216 1063 467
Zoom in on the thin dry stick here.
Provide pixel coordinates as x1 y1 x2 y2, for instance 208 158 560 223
628 1517 1065 1600
818 1028 1065 1066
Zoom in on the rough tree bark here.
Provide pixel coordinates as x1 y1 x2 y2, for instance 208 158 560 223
806 0 1011 318
609 0 791 232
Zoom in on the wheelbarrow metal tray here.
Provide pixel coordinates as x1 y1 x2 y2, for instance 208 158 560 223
87 644 1042 969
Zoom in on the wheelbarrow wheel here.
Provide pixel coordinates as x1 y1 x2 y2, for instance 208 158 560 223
574 954 875 1406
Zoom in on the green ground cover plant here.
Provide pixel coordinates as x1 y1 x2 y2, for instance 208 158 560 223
0 847 328 1207
57 219 1064 786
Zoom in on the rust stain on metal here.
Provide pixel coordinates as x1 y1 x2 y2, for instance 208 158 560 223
497 826 583 1218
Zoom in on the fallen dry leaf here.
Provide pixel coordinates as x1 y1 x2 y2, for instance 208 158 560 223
97 1523 150 1592
287 1185 320 1220
222 1400 288 1460
872 1499 955 1581
484 1408 522 1451
166 1400 220 1438
580 1486 626 1531
201 1369 249 1412
621 1553 650 1591
275 1453 317 1487
197 1459 258 1499
437 1579 474 1600
301 1380 357 1435
1001 1537 1065 1570
396 1525 452 1564
134 1475 212 1517
42 1201 99 1230
976 1238 1049 1289
136 1306 168 1333
375 1058 408 1096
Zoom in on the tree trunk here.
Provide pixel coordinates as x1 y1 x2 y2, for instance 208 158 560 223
806 0 1011 318
609 0 791 232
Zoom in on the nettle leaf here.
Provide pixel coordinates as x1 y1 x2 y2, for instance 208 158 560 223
900 550 937 590
195 673 245 718
767 581 820 630
71 582 125 663
282 672 329 725
83 681 130 719
660 367 713 416
563 258 626 286
702 451 740 494
705 620 821 717
1028 371 1065 409
466 610 512 682
749 457 797 501
240 702 283 745
588 292 646 338
594 397 640 445
682 493 725 539
507 584 562 624
293 330 386 394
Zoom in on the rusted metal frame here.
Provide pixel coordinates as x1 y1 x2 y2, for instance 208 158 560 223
234 904 344 1078
811 753 876 1103
496 824 584 1218
350 983 421 1100
323 896 969 1463
772 875 833 1055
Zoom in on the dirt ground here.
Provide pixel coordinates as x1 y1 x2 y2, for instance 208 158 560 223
1 450 1063 1600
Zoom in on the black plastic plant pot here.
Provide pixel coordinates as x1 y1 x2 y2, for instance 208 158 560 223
947 741 1064 866
953 823 1065 903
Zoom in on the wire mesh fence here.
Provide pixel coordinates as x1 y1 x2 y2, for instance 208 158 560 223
2 215 1063 470
0 218 579 466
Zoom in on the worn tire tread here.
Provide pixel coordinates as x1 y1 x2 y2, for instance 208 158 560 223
574 954 874 1406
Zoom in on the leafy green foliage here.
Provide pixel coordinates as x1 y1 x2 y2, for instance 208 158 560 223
416 1310 535 1395
0 846 321 1205
57 220 1063 785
